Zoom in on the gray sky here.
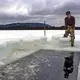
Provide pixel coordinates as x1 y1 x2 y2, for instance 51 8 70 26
0 0 80 26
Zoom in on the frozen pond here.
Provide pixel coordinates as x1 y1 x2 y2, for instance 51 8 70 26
0 30 80 80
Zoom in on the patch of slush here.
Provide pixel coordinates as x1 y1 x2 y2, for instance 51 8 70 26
78 63 80 80
0 56 41 80
0 61 5 66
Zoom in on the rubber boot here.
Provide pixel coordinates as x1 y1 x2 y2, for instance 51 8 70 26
63 34 68 38
71 39 74 47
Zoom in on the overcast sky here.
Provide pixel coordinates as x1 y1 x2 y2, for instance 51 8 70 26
0 0 80 26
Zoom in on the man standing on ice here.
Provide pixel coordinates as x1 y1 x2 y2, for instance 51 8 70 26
63 11 75 47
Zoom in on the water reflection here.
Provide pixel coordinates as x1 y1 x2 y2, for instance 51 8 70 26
63 52 74 78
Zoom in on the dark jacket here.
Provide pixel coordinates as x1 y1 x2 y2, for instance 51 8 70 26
65 16 75 29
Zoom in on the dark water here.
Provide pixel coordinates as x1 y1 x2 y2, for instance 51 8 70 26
0 49 80 80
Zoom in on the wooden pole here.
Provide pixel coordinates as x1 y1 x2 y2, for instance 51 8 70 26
44 21 46 36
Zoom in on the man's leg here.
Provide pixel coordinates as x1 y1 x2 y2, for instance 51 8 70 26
63 28 70 37
70 28 75 47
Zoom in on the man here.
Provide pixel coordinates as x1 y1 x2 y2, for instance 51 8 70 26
63 52 74 78
64 56 74 78
63 11 75 47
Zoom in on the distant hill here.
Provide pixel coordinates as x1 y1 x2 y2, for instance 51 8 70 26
0 23 53 30
0 23 79 30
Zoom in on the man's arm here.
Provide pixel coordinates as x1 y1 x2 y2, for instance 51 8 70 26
72 17 75 28
65 18 67 29
73 17 75 28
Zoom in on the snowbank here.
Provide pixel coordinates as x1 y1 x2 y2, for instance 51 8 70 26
0 36 47 67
